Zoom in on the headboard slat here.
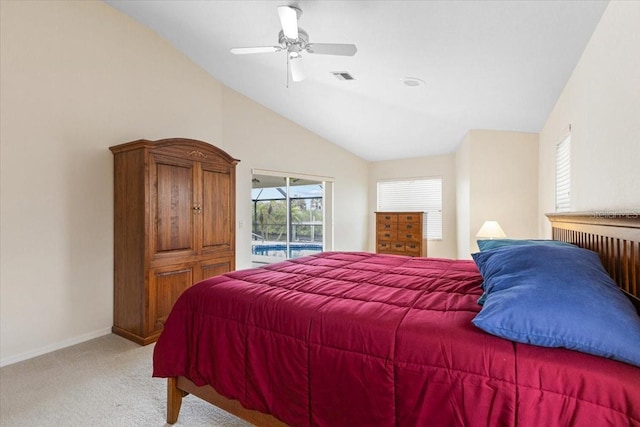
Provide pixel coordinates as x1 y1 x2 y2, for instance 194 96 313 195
632 240 637 295
622 240 629 291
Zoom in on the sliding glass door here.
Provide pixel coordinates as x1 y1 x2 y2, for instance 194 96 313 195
251 171 332 266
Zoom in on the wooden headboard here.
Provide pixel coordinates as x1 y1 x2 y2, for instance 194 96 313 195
546 212 640 313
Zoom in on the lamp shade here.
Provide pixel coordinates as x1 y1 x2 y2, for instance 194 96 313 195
476 221 506 239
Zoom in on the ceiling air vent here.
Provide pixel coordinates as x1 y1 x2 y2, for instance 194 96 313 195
332 71 355 81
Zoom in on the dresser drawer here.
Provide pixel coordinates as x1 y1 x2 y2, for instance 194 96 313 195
398 213 420 223
398 231 421 242
390 241 406 252
377 222 395 233
377 230 397 241
377 242 392 252
404 242 422 255
398 221 420 233
376 213 398 224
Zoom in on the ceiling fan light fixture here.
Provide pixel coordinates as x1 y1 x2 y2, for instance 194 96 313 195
289 55 305 82
279 29 308 49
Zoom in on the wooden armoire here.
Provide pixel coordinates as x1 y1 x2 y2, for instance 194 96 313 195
110 138 239 344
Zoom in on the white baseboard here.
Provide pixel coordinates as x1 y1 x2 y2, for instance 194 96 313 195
0 327 112 368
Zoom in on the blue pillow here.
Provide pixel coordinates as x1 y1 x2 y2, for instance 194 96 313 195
471 245 640 367
475 240 576 305
477 238 576 252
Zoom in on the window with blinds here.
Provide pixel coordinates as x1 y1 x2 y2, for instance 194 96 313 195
377 177 443 239
555 133 571 212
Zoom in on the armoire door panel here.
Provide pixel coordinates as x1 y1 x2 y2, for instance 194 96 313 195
149 266 194 334
201 168 232 251
199 259 232 281
153 159 195 255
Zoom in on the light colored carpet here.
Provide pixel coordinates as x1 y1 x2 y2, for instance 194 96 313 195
0 334 253 426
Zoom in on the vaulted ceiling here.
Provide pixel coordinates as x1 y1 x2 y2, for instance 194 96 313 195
105 0 608 161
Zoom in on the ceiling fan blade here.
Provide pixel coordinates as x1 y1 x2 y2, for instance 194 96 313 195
277 6 299 40
306 43 357 56
230 46 282 55
289 56 305 82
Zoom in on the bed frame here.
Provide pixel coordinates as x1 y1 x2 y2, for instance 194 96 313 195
165 212 640 425
167 376 286 426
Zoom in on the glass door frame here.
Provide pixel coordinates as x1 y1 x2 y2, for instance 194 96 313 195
251 168 334 265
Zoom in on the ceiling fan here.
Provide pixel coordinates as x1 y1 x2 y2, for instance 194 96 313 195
230 5 357 82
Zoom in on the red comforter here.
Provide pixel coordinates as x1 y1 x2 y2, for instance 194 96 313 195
153 252 640 426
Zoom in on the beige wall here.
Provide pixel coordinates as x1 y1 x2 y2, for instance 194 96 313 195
0 1 368 365
455 134 472 257
538 0 640 236
456 130 539 258
368 154 457 259
222 87 369 264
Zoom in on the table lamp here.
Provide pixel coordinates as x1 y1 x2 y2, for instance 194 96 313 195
476 221 506 239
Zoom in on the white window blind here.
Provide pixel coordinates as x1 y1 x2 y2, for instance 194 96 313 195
377 177 442 239
555 133 571 212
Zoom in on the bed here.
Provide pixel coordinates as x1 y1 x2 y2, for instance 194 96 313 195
153 213 640 426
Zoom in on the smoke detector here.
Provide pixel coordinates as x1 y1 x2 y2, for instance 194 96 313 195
401 77 426 87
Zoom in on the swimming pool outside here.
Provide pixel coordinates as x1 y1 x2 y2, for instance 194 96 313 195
251 242 323 259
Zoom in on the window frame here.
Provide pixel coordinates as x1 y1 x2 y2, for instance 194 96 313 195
376 176 443 240
555 130 571 213
251 169 334 265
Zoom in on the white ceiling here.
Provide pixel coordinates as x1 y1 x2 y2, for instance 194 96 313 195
105 0 608 161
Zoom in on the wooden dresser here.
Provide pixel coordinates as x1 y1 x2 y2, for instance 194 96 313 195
375 212 426 257
110 138 239 344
